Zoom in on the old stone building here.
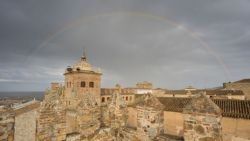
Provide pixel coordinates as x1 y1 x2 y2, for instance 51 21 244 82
63 53 102 106
3 52 249 141
0 106 14 141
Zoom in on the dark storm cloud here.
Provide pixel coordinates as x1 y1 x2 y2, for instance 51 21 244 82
0 0 249 91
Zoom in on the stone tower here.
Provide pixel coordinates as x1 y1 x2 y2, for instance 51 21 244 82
64 51 102 107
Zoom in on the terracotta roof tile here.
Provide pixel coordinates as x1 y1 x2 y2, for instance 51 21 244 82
157 97 250 119
165 89 244 96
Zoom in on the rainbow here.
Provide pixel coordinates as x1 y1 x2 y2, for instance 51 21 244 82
26 11 230 81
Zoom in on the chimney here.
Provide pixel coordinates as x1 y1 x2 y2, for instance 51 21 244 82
51 82 59 90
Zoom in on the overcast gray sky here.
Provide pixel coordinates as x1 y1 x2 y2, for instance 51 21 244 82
0 0 249 91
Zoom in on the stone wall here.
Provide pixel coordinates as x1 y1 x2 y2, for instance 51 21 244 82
64 72 101 104
183 93 223 141
0 109 14 141
183 114 222 141
14 110 37 141
222 117 250 141
37 101 66 141
164 111 183 136
126 107 137 128
161 110 250 141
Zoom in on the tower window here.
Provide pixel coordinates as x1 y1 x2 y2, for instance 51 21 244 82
89 82 94 88
102 97 105 103
81 81 86 87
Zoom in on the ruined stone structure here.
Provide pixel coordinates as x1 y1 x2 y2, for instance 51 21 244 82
183 93 222 141
36 87 66 141
68 93 101 139
0 107 14 141
107 92 127 129
136 95 165 139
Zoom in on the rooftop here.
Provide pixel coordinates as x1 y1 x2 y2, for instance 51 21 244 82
14 102 40 116
157 97 250 119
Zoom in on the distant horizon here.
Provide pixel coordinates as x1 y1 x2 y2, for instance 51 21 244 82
1 76 249 92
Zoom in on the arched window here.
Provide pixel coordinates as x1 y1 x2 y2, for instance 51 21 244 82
81 81 86 87
102 97 105 103
126 96 128 101
89 82 94 88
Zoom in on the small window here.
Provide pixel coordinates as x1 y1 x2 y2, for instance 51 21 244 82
102 97 105 103
81 81 86 87
89 82 94 88
107 97 110 101
126 96 128 101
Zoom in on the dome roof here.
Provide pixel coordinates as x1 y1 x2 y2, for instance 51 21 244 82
72 55 92 71
65 51 102 74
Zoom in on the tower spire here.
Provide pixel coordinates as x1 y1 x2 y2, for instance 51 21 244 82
81 47 87 61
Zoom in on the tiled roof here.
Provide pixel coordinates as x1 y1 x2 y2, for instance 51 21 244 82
165 90 186 94
203 90 244 96
158 98 191 112
157 97 250 119
165 89 244 96
213 99 250 119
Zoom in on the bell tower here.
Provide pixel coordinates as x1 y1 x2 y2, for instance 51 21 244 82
64 51 102 106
